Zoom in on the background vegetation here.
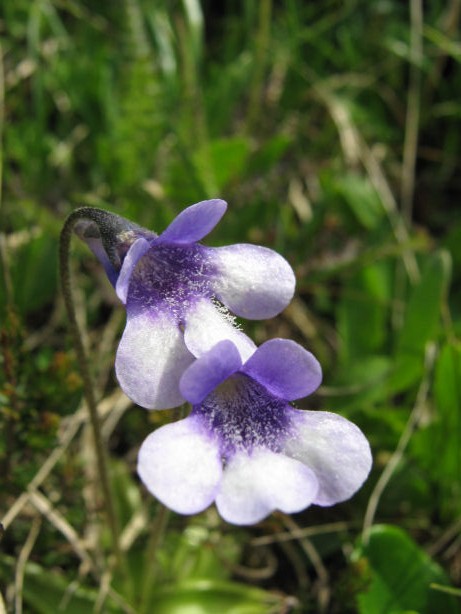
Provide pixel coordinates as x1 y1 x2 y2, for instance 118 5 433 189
1 0 461 612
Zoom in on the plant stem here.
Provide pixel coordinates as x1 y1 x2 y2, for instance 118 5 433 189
59 211 122 568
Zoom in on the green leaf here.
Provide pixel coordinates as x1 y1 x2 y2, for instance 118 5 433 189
196 137 251 191
0 557 120 613
337 262 391 361
397 251 451 356
411 342 461 515
248 134 291 174
152 579 283 614
334 172 385 230
0 231 58 317
353 525 458 614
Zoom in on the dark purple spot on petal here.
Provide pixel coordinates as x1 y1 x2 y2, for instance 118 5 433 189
126 243 217 319
193 374 292 457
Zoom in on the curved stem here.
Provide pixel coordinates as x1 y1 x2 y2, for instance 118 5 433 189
59 210 122 567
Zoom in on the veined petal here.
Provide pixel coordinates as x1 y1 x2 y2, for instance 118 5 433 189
284 410 372 506
159 199 227 244
180 340 242 405
242 338 322 401
115 237 152 304
216 449 319 525
212 244 295 319
184 299 256 362
137 416 222 515
115 309 194 409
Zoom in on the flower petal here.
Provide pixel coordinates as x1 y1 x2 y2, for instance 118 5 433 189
242 338 322 401
159 199 227 244
82 235 118 286
216 449 319 525
138 416 222 514
184 299 256 361
115 238 152 304
284 410 372 506
180 340 242 405
115 309 194 409
211 244 295 319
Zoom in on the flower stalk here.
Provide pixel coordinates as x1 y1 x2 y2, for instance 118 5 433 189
59 209 122 568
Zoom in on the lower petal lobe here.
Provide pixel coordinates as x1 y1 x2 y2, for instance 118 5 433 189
115 308 194 409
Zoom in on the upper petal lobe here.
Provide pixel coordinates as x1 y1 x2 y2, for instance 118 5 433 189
159 199 227 244
212 244 295 319
242 338 322 401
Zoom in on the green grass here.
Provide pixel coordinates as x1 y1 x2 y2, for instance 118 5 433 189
1 0 461 612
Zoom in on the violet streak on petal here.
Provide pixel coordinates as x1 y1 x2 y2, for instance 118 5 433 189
125 242 216 319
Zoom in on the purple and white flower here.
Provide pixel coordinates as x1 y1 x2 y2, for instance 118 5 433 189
137 338 372 525
75 200 295 410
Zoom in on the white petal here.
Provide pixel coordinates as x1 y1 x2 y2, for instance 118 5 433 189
212 244 295 319
284 410 372 506
138 417 222 514
184 299 256 361
115 309 194 409
216 449 319 525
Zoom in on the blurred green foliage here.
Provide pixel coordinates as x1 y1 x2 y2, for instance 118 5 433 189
1 0 461 612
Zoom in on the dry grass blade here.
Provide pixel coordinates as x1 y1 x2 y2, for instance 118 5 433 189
401 0 423 224
29 490 95 572
362 343 437 541
2 408 85 530
310 79 420 285
250 521 353 547
281 515 330 613
14 516 42 614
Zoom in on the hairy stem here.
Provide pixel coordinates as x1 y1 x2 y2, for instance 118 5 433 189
59 209 122 567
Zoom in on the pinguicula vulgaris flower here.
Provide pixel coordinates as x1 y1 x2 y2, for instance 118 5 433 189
75 199 295 410
137 338 372 525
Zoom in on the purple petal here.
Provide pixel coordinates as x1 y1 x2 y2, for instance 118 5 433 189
284 410 372 506
115 238 152 304
184 299 256 361
137 416 222 514
211 244 295 319
159 199 227 244
215 449 319 525
180 340 242 405
242 339 322 401
115 309 194 409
